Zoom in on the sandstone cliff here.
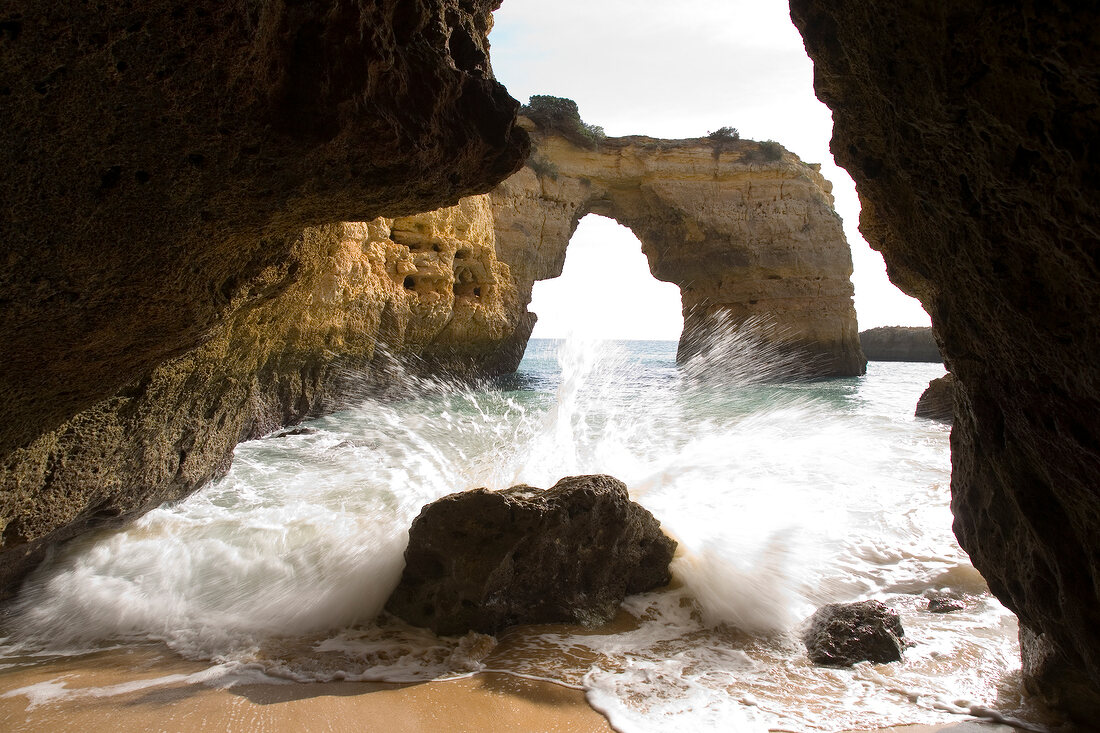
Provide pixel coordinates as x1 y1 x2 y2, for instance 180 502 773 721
0 197 518 593
791 0 1100 715
490 115 865 377
860 327 942 363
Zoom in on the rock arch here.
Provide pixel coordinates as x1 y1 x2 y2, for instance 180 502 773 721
488 119 866 377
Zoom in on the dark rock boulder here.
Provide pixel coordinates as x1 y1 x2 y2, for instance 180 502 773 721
384 474 676 635
915 373 956 423
791 0 1100 712
859 327 942 363
802 600 906 667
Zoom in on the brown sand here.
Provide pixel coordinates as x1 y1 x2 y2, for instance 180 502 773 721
0 647 1027 733
0 648 612 732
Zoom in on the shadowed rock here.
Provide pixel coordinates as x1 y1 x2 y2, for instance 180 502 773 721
0 0 528 594
385 474 676 635
925 591 966 614
790 0 1100 714
802 600 906 667
1021 627 1100 721
915 374 956 423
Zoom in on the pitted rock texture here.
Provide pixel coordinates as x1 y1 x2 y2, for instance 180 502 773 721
384 475 677 635
489 117 865 377
0 0 526 595
802 600 906 667
859 327 942 363
0 196 519 594
915 374 956 424
791 0 1100 712
1021 627 1100 721
0 0 527 462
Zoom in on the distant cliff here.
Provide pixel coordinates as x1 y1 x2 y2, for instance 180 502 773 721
859 327 942 363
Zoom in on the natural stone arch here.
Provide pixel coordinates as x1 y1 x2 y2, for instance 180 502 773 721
525 213 685 341
488 118 866 377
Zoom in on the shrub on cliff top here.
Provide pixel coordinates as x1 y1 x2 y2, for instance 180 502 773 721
707 126 740 158
743 139 786 164
707 126 740 141
521 95 606 149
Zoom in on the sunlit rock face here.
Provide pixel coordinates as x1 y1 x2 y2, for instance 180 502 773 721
490 118 866 377
0 0 528 594
0 197 518 595
791 0 1100 714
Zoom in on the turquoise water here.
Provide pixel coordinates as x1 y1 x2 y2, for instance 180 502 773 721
1 335 1043 731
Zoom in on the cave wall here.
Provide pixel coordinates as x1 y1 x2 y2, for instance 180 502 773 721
790 0 1100 710
0 0 528 594
490 119 866 377
0 0 528 462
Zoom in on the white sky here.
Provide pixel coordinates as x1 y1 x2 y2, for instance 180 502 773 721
489 0 930 340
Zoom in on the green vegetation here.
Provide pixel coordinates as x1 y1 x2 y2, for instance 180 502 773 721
706 126 740 158
742 139 786 164
520 95 606 149
758 140 784 161
526 156 559 180
707 126 740 141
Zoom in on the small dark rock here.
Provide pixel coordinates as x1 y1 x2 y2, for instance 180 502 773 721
914 373 955 423
272 426 317 438
384 474 677 636
802 600 906 666
925 591 966 614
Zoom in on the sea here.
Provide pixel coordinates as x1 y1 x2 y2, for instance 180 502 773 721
0 332 1054 731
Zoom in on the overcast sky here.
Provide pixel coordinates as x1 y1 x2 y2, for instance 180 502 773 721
489 0 930 340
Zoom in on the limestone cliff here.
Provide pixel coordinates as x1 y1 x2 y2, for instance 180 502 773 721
791 0 1100 715
490 116 865 377
0 197 517 593
860 327 942 363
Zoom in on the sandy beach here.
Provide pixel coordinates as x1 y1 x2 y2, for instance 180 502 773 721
0 646 1029 733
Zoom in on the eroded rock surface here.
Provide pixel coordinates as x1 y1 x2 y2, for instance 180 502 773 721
802 600 906 667
385 474 677 635
0 0 526 464
860 327 942 363
0 197 520 593
490 115 865 377
0 0 527 593
791 0 1100 712
915 374 956 423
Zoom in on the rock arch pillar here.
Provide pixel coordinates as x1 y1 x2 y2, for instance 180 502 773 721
488 120 866 376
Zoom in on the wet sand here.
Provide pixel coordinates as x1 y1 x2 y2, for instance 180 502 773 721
0 648 1029 733
0 649 611 732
